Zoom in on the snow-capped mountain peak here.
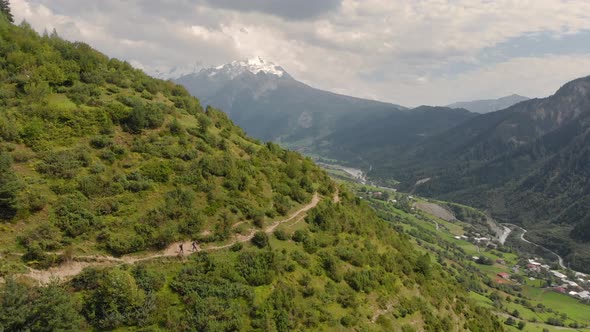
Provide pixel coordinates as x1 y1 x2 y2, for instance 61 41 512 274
206 56 286 79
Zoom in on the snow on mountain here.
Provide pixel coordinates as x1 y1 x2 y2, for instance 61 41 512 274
166 56 286 81
214 56 286 78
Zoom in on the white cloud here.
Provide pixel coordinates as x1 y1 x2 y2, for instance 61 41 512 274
10 0 590 105
365 54 590 106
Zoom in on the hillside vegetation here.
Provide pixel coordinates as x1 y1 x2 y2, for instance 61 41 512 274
0 16 502 331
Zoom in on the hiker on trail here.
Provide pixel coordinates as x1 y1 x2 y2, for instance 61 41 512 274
179 243 184 255
192 241 198 252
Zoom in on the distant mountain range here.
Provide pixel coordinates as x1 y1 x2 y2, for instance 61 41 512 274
370 75 590 272
447 94 530 113
175 57 408 147
174 57 475 155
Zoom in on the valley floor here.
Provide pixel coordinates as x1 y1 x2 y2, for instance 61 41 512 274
339 179 590 332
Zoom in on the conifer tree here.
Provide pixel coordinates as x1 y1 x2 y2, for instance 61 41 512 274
0 152 20 219
0 0 13 23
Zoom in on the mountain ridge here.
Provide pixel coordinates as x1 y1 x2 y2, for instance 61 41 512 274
174 59 481 160
370 74 590 273
175 58 408 146
447 94 530 113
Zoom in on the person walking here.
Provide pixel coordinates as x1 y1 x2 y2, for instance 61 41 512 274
179 243 184 255
192 241 198 252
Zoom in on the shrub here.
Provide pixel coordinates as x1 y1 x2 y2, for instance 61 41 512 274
340 315 358 327
273 194 291 216
274 229 289 241
292 229 308 243
140 162 172 183
82 269 147 329
132 265 165 293
251 231 269 249
0 152 21 219
230 242 243 252
37 149 90 179
89 136 112 149
235 251 275 286
104 232 146 256
52 193 98 238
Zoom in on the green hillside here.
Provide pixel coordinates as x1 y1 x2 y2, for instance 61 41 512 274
0 16 502 331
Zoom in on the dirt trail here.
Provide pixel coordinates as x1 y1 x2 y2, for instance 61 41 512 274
333 189 341 203
19 193 320 284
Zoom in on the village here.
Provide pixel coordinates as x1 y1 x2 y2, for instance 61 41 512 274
364 187 590 304
516 258 589 301
461 228 590 303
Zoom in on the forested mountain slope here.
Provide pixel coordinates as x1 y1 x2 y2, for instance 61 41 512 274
372 75 590 273
0 16 502 331
314 106 477 164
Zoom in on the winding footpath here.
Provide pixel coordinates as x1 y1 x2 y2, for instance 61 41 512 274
20 193 322 284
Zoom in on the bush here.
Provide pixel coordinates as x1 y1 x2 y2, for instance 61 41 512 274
19 190 47 213
37 149 90 179
251 231 269 249
52 193 98 238
104 232 146 256
82 268 148 329
0 152 21 220
132 264 165 293
0 279 84 331
273 194 291 216
119 98 165 133
230 242 243 252
292 229 308 243
340 315 358 327
235 251 275 286
89 136 112 149
274 229 289 241
140 162 172 183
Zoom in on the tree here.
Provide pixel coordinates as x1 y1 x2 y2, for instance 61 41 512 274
251 231 269 249
0 0 13 23
0 279 83 331
29 282 84 331
504 317 515 326
415 253 432 277
0 278 29 331
0 152 20 220
83 269 146 329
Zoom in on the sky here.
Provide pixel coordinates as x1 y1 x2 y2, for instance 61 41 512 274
11 0 590 107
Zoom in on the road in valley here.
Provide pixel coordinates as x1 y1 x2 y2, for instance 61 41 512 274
502 223 566 269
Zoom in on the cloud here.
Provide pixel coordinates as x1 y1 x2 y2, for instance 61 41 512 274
10 0 590 106
201 0 342 20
